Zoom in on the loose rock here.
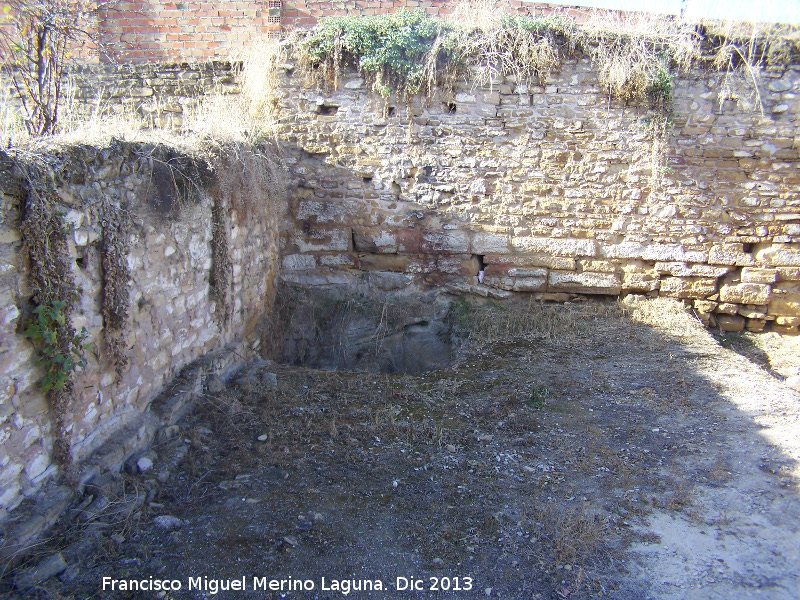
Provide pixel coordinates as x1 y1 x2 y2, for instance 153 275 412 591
153 515 184 531
14 552 68 588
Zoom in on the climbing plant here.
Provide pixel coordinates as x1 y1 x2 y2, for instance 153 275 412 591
100 199 130 377
18 170 86 468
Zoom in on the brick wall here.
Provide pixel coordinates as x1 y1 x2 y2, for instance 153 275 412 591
35 0 593 64
96 0 282 62
281 1 589 28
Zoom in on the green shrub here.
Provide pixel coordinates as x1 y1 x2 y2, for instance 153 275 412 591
25 300 90 393
300 9 453 97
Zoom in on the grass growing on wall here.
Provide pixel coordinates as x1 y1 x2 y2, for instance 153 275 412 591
294 1 797 111
296 4 699 105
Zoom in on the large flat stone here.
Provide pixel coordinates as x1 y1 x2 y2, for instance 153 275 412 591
292 229 350 253
483 254 576 270
512 237 597 257
622 272 660 292
421 231 470 254
755 245 800 267
719 282 772 305
471 232 510 254
654 262 732 278
358 254 413 273
548 271 621 294
741 268 778 284
282 254 316 271
708 244 755 266
659 277 718 299
354 228 400 254
296 200 361 224
603 243 705 262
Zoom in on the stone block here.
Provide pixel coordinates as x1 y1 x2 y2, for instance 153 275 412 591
507 268 547 278
292 229 350 253
768 296 800 316
776 316 800 327
719 282 772 305
512 237 597 257
654 262 731 278
296 200 360 224
755 245 800 267
575 258 617 273
738 306 766 319
368 272 414 291
548 271 621 295
694 300 718 313
319 254 356 267
622 272 660 292
603 243 705 262
14 552 68 588
708 244 755 266
357 254 412 273
354 228 400 253
421 230 469 254
282 254 316 271
746 318 767 332
741 268 778 284
717 314 745 332
511 276 547 292
659 277 718 299
484 254 576 270
716 303 739 315
471 232 510 254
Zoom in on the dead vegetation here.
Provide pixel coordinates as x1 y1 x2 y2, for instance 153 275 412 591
3 297 800 599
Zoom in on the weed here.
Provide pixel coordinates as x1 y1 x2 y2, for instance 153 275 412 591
529 384 549 409
24 300 90 393
100 200 131 377
299 10 451 99
707 20 800 115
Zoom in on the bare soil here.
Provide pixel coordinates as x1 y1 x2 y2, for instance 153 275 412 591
4 298 800 600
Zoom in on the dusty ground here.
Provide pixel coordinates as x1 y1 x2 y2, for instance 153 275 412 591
3 297 800 600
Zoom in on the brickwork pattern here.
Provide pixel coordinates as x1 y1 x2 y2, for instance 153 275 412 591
9 0 592 64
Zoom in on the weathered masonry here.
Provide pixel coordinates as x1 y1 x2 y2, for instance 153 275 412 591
274 60 800 334
0 144 282 528
0 49 799 545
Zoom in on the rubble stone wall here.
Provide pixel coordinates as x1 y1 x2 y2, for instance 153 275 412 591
0 144 280 521
274 59 800 333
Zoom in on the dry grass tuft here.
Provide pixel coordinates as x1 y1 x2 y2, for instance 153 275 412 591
582 10 700 103
440 0 572 91
623 296 707 339
705 20 800 115
451 297 627 345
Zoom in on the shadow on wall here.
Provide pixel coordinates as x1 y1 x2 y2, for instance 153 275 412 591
263 285 457 373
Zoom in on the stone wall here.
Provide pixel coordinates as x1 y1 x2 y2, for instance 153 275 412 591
0 143 280 521
67 61 241 129
274 59 800 333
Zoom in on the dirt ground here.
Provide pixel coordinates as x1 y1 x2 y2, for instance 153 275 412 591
4 297 800 600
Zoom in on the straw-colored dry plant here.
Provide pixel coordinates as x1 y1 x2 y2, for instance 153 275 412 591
705 20 800 115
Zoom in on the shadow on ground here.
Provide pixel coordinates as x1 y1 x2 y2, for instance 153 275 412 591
3 298 799 600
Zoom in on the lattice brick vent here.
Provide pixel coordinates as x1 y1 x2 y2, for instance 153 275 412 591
267 1 282 24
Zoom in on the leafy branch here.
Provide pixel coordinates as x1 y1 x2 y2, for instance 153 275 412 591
25 300 90 393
